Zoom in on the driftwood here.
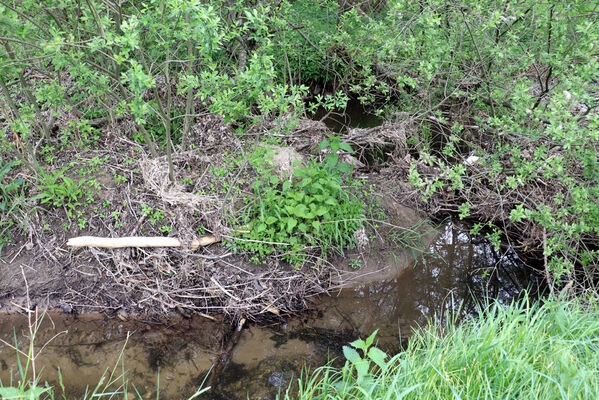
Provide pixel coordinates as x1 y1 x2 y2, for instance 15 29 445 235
67 235 219 250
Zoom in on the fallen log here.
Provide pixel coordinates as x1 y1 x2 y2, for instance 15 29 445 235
67 235 219 250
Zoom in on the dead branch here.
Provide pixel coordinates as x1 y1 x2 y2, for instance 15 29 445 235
67 235 219 250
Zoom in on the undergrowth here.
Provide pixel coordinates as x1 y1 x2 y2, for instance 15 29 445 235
0 160 24 252
231 137 365 265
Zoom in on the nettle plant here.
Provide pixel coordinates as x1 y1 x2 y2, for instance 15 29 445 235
231 138 364 265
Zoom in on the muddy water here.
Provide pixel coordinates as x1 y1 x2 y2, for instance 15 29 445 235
0 221 536 399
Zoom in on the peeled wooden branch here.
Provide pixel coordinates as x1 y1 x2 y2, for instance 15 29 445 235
67 235 219 250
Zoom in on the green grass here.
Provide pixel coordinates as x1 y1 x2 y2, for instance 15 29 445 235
282 296 599 399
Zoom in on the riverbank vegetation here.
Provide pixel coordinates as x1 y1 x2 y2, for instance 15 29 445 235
0 0 598 396
2 294 597 399
285 296 599 400
1 0 597 310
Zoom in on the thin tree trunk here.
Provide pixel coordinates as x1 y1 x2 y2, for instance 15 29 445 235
181 12 196 151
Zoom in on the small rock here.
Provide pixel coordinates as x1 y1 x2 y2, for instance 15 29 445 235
353 227 370 252
269 146 305 179
59 303 73 314
464 155 479 166
342 154 365 169
268 371 284 388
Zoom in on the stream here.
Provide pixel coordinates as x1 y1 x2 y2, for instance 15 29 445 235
0 220 537 399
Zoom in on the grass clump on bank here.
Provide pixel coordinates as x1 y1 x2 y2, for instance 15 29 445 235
286 297 599 400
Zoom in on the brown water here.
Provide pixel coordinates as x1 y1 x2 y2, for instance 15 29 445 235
0 221 536 399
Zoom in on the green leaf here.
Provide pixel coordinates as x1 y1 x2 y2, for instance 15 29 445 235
252 180 264 190
317 139 331 151
265 216 278 225
365 330 378 348
328 180 342 191
297 177 312 188
368 347 388 369
311 182 324 192
330 140 340 153
325 153 338 169
0 388 23 397
293 168 309 177
0 160 18 179
342 345 361 363
284 205 295 214
339 142 354 153
316 206 328 216
312 221 321 230
269 175 280 185
293 191 306 202
294 203 308 217
24 386 49 399
287 218 297 233
337 162 352 174
282 181 291 191
350 338 366 350
256 223 267 233
354 358 370 381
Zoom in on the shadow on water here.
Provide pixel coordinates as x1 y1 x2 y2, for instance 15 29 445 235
312 98 384 132
0 220 538 399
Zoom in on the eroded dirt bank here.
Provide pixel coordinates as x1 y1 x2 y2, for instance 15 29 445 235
1 116 432 321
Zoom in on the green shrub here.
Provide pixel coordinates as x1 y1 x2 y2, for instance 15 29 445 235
231 139 364 265
0 160 24 252
33 169 88 210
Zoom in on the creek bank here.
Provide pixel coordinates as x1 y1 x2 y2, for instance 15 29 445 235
0 115 431 321
1 110 550 322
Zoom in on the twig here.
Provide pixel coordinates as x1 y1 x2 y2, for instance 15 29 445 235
207 317 246 389
210 277 241 302
543 227 554 297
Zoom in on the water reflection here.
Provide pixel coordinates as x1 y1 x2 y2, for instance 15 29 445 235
314 98 384 132
216 220 538 398
400 220 533 324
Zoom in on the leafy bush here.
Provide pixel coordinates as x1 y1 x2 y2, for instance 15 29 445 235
0 161 23 212
0 160 24 251
232 139 364 265
390 1 599 286
0 0 309 183
33 169 88 210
